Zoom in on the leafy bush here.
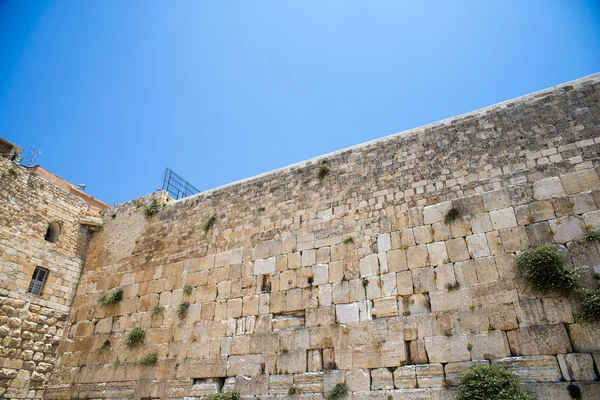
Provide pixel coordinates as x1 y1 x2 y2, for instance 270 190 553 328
143 200 160 218
317 162 331 180
7 167 18 178
444 207 462 224
516 244 579 294
585 228 600 243
150 304 164 317
326 383 349 400
456 365 534 400
98 288 123 307
125 328 145 347
580 288 600 319
205 392 241 400
203 215 217 232
138 352 159 366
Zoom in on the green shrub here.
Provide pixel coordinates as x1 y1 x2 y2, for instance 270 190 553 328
7 167 18 178
342 237 354 244
91 225 104 232
143 200 160 218
444 207 462 224
204 392 241 400
177 302 190 320
326 383 349 400
585 228 600 243
183 285 193 296
317 162 331 180
98 288 123 307
203 215 217 232
138 352 159 366
125 328 145 347
362 279 369 289
456 365 534 400
580 288 600 319
516 244 579 294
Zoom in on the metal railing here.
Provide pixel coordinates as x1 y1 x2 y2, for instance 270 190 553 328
162 168 200 200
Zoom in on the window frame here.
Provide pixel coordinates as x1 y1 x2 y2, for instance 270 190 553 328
27 267 49 296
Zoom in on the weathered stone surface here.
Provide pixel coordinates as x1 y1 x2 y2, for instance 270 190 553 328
424 335 470 363
534 177 566 200
507 325 572 356
560 170 600 194
492 355 562 382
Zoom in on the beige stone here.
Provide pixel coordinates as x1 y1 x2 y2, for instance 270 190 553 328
483 189 512 212
492 355 561 382
507 325 572 356
414 225 434 245
406 245 429 269
560 169 600 194
534 177 566 200
466 234 490 258
490 208 518 230
393 365 417 389
424 335 470 363
549 216 585 244
415 363 445 387
468 330 510 360
427 242 448 266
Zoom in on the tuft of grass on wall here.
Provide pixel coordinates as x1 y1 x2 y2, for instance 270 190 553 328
177 302 190 320
205 392 241 400
362 278 369 289
317 162 331 181
143 200 160 218
7 167 18 178
138 352 159 366
183 285 193 296
150 304 164 318
456 365 534 400
203 215 217 233
125 328 145 347
342 237 354 245
326 383 349 400
516 244 579 294
98 288 123 307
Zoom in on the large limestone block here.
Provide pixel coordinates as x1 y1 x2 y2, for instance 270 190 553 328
345 368 371 392
412 267 435 294
541 298 574 325
446 238 470 263
427 242 448 266
360 254 379 277
468 330 511 360
269 374 293 394
534 177 566 200
560 353 597 381
453 260 477 285
434 263 456 291
377 234 392 253
549 216 585 244
465 234 490 258
388 249 408 272
397 270 414 296
471 213 493 234
371 367 394 390
560 169 600 194
254 257 276 275
414 225 434 245
474 257 499 283
492 355 561 382
276 349 307 374
567 322 600 352
429 287 471 312
486 303 518 331
483 189 512 212
526 222 554 247
407 245 429 269
490 208 518 230
336 303 360 324
313 264 328 286
415 363 445 388
515 299 546 327
423 201 453 225
408 293 431 315
507 325 572 356
381 273 398 297
444 360 489 386
323 369 345 393
393 365 417 389
470 281 518 307
372 297 399 318
424 335 470 363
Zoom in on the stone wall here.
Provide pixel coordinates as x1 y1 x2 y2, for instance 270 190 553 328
0 159 97 399
47 73 600 399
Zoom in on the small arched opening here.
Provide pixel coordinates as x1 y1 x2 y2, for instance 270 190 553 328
44 222 60 243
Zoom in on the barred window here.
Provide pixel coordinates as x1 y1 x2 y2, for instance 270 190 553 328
27 267 49 295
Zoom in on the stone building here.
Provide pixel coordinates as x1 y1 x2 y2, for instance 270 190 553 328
3 73 600 399
0 139 109 398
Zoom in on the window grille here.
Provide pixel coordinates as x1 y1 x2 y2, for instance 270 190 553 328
27 267 48 295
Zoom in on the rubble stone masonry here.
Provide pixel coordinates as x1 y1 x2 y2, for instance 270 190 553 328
5 73 600 399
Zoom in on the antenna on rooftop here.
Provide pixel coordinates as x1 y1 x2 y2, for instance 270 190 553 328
25 144 41 167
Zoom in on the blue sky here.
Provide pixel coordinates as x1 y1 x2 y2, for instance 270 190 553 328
1 1 599 205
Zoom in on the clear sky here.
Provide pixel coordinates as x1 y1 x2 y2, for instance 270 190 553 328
1 1 599 205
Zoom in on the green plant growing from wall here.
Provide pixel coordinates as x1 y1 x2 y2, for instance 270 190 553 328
111 213 117 219
288 387 301 395
342 237 354 245
97 288 123 307
580 288 600 320
177 302 190 320
7 167 18 179
101 340 111 349
183 285 193 296
125 328 146 347
516 244 579 294
205 392 241 400
444 207 462 224
150 304 164 318
317 162 331 181
111 358 120 368
326 383 349 400
456 365 534 400
138 352 159 366
585 228 600 243
203 215 217 232
143 200 160 218
91 225 104 232
362 278 369 289
446 282 461 292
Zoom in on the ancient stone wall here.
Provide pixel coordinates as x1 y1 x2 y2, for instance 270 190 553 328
47 73 600 399
0 159 96 399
